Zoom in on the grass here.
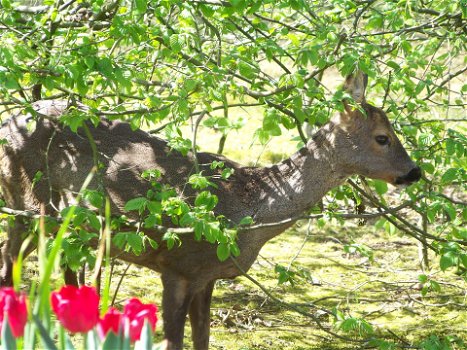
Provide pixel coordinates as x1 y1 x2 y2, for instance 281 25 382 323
107 220 466 349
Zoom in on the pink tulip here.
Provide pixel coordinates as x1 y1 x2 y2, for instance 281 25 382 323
123 298 158 342
51 285 99 333
0 288 28 337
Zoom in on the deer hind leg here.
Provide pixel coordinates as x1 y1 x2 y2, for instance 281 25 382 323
161 273 195 350
189 280 215 350
0 219 30 286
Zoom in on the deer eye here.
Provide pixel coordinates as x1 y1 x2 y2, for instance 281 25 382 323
375 135 390 145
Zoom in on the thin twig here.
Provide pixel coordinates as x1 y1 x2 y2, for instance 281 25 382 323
111 263 132 307
230 257 364 343
192 111 207 173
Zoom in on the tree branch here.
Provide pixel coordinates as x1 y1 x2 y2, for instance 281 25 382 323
0 206 193 236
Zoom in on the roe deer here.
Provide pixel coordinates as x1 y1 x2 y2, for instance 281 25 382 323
0 72 421 350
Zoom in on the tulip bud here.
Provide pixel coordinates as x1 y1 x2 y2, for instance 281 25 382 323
97 307 122 339
0 288 28 338
123 298 158 342
51 285 99 333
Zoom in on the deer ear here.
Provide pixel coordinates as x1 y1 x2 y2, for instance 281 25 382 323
344 71 368 104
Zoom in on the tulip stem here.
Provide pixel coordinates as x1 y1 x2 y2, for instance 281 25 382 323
37 168 96 319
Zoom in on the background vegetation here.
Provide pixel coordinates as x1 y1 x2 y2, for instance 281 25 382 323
0 0 465 349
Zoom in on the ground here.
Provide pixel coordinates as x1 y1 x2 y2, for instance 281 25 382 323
98 219 466 349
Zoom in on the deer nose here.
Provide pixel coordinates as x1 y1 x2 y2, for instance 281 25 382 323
395 166 422 185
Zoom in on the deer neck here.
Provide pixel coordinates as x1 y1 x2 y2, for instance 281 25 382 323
247 122 346 225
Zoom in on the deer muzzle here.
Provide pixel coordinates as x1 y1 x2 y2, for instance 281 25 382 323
394 166 422 185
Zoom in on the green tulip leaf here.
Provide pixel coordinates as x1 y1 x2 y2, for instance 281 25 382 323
32 315 58 350
122 319 131 350
102 332 121 350
1 315 16 350
85 330 99 350
134 319 153 350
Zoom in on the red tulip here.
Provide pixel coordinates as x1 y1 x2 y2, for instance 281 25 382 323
97 307 122 339
0 288 28 337
123 298 158 342
51 285 99 333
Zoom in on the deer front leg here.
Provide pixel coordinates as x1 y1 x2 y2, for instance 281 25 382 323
0 241 12 286
189 280 215 350
0 219 29 286
161 273 194 350
64 266 80 286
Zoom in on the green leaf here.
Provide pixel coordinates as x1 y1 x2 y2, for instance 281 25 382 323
184 79 199 92
87 212 102 231
337 317 374 336
255 129 271 145
4 75 20 90
456 141 465 157
135 0 148 13
147 200 162 214
195 191 218 211
146 237 159 250
275 264 294 285
443 202 456 221
1 315 17 350
1 0 12 10
373 180 388 195
180 212 195 227
59 324 75 350
221 168 234 179
440 252 458 271
386 61 400 70
460 254 467 268
112 232 128 250
189 174 214 190
194 221 204 241
73 210 87 226
141 169 162 181
216 243 230 261
101 331 121 349
169 34 182 53
230 243 240 257
122 318 131 350
162 231 180 250
445 138 456 155
85 330 98 350
418 274 428 283
420 162 435 174
420 335 452 350
441 168 458 184
204 222 219 243
134 319 153 350
124 197 148 212
263 110 282 137
239 216 253 226
238 61 257 79
85 190 104 208
32 315 58 350
229 0 245 8
126 234 144 255
210 161 225 169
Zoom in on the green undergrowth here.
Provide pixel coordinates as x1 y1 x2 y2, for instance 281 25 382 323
32 220 461 349
207 223 466 349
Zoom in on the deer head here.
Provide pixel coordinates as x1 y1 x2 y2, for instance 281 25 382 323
331 71 421 185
